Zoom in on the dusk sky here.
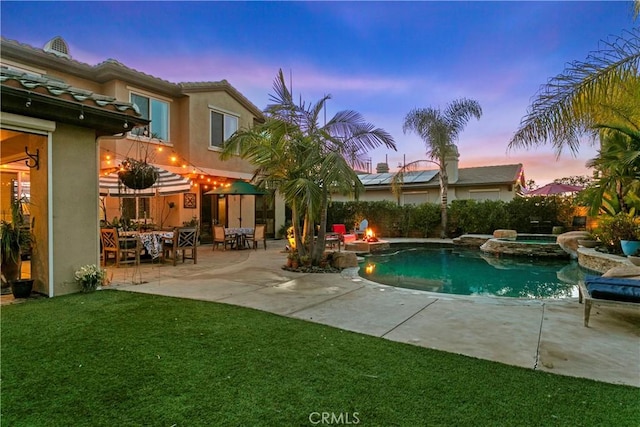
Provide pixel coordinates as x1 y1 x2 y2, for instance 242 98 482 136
2 1 637 185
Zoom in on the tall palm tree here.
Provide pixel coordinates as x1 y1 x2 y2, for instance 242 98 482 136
508 28 640 156
397 98 482 238
222 70 396 264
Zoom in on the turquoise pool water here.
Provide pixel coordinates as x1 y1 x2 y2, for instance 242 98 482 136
359 245 584 299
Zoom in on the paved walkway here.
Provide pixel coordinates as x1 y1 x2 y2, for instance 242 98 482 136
11 239 639 387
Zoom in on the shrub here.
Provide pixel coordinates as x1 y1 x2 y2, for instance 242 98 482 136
592 213 640 254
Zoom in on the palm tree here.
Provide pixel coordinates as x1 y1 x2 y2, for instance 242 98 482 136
397 98 482 238
581 129 640 215
222 70 396 265
507 28 640 156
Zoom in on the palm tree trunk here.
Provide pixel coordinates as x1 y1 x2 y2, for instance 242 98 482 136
439 168 449 238
291 203 306 257
312 188 329 265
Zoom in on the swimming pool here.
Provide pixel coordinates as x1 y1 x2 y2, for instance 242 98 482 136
359 245 584 299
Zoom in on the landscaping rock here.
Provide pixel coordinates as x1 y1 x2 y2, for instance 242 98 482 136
331 252 359 269
557 231 591 258
453 234 493 248
493 229 517 240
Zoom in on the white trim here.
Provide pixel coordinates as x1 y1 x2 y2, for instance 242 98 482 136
0 113 56 297
125 86 173 103
469 188 501 193
47 132 54 297
207 105 239 117
208 108 239 149
0 112 56 133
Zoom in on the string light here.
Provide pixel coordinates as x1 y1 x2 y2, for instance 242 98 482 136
99 146 237 190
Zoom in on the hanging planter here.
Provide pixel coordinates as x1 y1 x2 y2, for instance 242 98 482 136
118 158 158 190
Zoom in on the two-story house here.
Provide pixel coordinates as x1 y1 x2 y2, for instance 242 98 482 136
1 36 278 296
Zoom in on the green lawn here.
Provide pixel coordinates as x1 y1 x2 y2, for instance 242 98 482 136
1 290 638 426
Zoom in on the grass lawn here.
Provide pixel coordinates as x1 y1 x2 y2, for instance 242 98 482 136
1 290 638 426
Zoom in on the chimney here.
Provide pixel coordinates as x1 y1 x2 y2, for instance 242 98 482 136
376 162 390 173
444 145 459 183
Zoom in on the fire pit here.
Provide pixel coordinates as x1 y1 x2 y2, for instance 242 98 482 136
362 228 379 243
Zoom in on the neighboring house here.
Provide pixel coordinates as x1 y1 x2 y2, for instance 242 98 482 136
1 36 285 248
333 152 525 204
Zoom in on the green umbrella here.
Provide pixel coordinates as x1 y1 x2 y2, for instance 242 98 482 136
204 181 265 227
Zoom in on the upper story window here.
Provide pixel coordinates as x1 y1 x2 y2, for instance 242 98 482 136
130 93 169 141
210 109 238 149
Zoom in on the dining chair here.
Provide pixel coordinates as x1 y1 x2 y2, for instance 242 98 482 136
245 224 267 250
212 225 234 251
163 227 198 266
100 228 140 267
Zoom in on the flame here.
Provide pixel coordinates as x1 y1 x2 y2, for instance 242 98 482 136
365 264 375 274
363 228 378 242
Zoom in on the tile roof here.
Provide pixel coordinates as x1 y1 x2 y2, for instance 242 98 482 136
1 37 264 120
1 68 141 115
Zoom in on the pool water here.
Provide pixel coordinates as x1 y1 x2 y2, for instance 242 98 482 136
359 246 584 299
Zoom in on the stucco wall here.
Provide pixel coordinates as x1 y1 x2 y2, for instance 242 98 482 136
51 124 100 295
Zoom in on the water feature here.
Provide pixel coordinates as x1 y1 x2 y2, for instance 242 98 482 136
359 245 584 299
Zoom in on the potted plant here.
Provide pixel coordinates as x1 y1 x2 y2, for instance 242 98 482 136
615 213 640 256
577 233 600 248
74 264 106 292
1 198 33 297
593 213 640 255
118 157 158 190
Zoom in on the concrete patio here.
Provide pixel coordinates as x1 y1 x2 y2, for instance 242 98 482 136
8 239 639 387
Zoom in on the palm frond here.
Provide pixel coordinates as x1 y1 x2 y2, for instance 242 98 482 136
509 28 640 156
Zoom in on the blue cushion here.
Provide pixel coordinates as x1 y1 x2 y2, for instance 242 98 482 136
585 275 640 303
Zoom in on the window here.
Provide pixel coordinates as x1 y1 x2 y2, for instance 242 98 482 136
122 198 151 221
210 110 238 148
130 93 169 141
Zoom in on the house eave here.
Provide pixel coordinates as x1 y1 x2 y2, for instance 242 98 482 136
1 85 149 136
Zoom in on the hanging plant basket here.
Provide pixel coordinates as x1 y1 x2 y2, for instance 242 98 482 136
118 158 158 190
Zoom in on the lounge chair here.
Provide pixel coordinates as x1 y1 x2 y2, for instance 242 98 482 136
331 224 356 244
578 275 640 327
355 219 368 240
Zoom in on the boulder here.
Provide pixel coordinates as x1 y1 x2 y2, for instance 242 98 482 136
493 229 517 240
557 231 591 258
331 252 359 269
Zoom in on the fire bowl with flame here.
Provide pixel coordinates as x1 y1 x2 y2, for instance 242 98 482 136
362 228 379 242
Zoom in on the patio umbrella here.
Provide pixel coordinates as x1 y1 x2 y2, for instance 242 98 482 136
100 167 192 197
204 181 264 227
526 182 583 196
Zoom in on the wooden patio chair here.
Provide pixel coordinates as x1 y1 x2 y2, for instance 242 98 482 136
100 228 140 267
163 227 198 266
212 225 234 251
245 224 267 250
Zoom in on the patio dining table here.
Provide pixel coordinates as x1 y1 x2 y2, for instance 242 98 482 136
122 230 174 260
225 227 254 250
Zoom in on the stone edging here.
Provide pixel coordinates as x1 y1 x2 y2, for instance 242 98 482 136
577 247 634 273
